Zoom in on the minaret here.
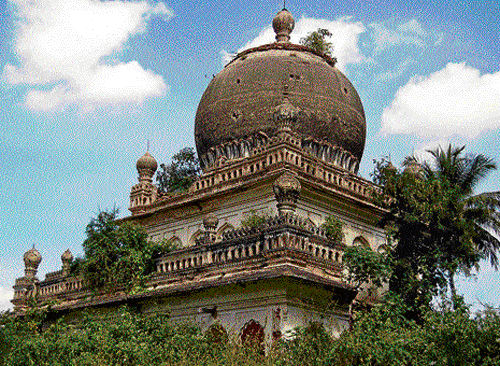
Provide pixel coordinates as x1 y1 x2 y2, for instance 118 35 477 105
129 151 159 214
61 249 73 276
12 246 42 311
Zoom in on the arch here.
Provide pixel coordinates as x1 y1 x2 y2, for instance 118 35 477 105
205 323 229 344
189 229 204 246
216 223 235 240
377 244 388 254
352 236 370 247
163 236 182 250
240 319 265 349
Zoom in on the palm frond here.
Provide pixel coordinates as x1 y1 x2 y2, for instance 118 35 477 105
473 226 500 269
461 154 497 194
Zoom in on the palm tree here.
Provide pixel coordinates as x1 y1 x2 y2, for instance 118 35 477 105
413 145 500 304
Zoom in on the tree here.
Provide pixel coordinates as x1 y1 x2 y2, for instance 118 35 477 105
373 145 500 312
156 147 200 193
300 28 333 56
418 145 500 304
77 209 164 292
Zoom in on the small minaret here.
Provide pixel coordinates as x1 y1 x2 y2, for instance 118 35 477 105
202 214 219 244
61 249 73 276
129 151 158 215
12 246 42 311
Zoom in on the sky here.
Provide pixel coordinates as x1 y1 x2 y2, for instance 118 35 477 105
0 0 499 311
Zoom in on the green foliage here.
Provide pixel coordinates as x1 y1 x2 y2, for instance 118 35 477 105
321 215 344 243
272 323 333 366
331 294 500 366
156 147 200 193
372 145 500 313
300 28 333 56
2 300 500 366
77 209 164 293
240 210 272 229
343 245 392 289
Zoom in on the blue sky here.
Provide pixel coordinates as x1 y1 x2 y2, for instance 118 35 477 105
0 0 499 310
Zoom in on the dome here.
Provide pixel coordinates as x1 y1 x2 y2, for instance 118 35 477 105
136 151 158 173
194 10 366 171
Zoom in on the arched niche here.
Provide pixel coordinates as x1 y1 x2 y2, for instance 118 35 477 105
352 236 369 247
240 319 265 349
189 230 203 246
216 223 235 240
205 323 228 344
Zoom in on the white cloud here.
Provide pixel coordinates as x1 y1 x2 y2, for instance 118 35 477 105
381 63 500 138
375 58 413 82
370 19 429 52
0 286 13 312
221 16 366 72
413 139 451 163
3 0 173 111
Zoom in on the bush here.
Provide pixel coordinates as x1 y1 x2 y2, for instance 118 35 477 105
75 209 165 293
240 210 272 229
321 215 344 243
2 300 500 366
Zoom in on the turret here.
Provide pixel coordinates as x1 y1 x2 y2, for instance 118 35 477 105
130 151 159 214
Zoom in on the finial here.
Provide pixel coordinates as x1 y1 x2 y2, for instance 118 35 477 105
147 139 150 152
283 0 286 10
24 246 42 279
273 8 295 43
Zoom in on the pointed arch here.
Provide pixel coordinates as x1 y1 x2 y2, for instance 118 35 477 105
164 236 182 249
352 236 369 247
216 223 235 240
240 319 265 349
205 323 228 344
189 229 204 246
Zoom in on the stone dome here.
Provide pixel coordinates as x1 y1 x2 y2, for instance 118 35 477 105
136 151 158 173
24 247 42 269
194 10 366 171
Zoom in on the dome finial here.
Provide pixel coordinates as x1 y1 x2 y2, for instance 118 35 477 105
273 7 295 43
23 245 42 279
136 151 158 183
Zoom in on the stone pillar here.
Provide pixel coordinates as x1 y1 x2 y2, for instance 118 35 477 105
203 214 219 243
